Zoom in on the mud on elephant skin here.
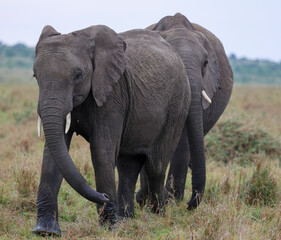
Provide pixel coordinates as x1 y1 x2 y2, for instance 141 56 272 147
137 13 233 210
32 24 191 236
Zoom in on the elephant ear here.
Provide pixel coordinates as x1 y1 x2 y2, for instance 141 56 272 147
196 32 220 110
76 25 126 107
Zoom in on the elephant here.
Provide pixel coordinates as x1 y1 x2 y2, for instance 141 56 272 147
136 13 233 209
31 24 193 236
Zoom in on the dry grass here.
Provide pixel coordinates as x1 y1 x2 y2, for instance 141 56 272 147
0 83 280 239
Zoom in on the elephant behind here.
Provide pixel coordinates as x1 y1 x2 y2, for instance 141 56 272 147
137 13 233 209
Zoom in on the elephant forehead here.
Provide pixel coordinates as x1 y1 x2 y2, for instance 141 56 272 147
155 13 195 31
36 34 87 56
161 29 207 59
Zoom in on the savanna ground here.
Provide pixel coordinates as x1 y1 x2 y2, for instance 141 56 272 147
0 83 280 239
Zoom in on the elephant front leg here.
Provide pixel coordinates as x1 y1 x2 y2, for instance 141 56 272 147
32 133 73 237
90 145 118 227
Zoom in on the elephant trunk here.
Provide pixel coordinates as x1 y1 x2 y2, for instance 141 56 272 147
186 80 206 210
40 101 109 205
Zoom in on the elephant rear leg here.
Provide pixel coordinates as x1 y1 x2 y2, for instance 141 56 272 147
117 154 145 218
32 133 73 237
136 167 149 207
145 119 186 213
144 153 171 214
165 127 190 202
136 159 167 213
145 166 166 214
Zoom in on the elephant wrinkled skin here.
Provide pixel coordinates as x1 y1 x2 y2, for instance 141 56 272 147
32 25 192 236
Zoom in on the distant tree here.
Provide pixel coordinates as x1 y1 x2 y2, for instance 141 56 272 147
229 53 237 60
0 42 34 59
229 54 281 84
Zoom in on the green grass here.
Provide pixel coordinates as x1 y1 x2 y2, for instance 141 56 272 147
0 84 280 239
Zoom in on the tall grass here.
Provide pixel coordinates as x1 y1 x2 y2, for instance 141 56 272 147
0 84 280 239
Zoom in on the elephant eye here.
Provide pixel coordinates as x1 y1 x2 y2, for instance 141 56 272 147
203 60 208 68
202 60 208 76
74 69 83 82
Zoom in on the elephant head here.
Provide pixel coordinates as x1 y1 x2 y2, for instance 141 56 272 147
33 25 126 204
150 13 220 109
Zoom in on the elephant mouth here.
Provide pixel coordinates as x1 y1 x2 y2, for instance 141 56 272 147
73 94 85 106
73 94 83 100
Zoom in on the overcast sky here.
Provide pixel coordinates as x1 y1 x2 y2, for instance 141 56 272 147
1 0 280 62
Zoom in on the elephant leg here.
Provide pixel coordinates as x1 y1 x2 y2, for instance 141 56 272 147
145 154 169 214
32 132 73 237
90 144 118 227
117 154 145 218
145 166 166 214
135 167 149 207
165 126 190 201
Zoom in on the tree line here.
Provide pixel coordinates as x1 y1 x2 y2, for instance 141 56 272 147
229 54 281 85
0 42 281 84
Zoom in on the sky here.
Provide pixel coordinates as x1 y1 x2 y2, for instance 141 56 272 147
1 0 281 62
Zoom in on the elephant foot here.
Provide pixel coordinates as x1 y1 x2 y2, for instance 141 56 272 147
99 202 118 229
32 218 61 237
165 187 184 203
118 207 135 219
165 190 184 204
149 203 166 215
164 189 172 205
136 189 147 207
147 198 166 215
187 191 203 210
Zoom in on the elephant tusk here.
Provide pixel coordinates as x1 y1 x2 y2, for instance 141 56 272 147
37 116 41 137
65 112 71 134
202 90 212 104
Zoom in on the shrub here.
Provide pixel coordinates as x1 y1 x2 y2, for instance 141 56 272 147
205 120 281 165
241 161 278 206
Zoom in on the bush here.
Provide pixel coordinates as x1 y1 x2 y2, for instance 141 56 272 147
241 161 278 206
205 120 281 165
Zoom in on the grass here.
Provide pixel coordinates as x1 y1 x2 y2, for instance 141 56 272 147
0 83 280 239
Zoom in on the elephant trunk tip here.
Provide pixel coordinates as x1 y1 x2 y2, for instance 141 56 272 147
93 192 110 205
102 193 110 202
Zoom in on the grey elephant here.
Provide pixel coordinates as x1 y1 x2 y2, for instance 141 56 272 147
32 24 193 236
137 13 233 209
